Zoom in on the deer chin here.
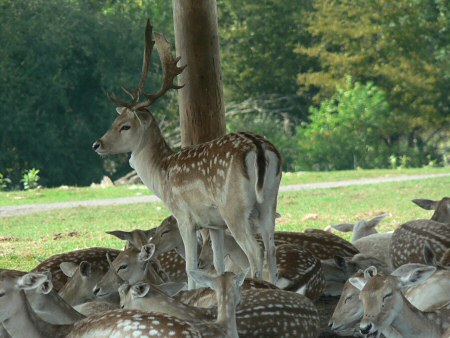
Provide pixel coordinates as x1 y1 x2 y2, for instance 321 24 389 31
366 330 380 338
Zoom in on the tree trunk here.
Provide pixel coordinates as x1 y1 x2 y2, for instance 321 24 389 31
172 0 226 147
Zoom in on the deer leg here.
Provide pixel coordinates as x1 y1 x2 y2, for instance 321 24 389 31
178 221 198 290
209 228 225 274
224 215 263 280
257 204 278 283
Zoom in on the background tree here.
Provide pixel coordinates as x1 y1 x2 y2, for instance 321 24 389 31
296 0 449 166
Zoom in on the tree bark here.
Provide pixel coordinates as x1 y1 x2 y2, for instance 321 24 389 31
172 0 226 147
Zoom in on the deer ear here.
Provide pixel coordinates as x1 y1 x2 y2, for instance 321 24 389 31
40 278 53 295
106 230 133 242
139 244 156 262
348 276 367 291
16 273 48 291
367 213 389 228
423 241 437 266
135 110 153 127
234 270 247 288
397 266 436 288
116 107 127 115
363 266 377 279
60 262 78 278
412 199 438 210
331 223 354 232
131 282 150 298
79 261 92 278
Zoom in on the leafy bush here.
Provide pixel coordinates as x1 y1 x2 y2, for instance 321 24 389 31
21 168 41 190
0 173 11 191
296 79 397 170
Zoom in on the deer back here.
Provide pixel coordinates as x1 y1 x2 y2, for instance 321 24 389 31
31 247 120 291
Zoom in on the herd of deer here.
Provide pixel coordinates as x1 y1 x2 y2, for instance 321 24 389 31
1 20 449 338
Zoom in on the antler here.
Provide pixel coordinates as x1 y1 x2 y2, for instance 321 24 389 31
134 33 186 111
109 19 185 111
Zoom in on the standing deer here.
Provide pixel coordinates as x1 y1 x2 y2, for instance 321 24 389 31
92 20 282 288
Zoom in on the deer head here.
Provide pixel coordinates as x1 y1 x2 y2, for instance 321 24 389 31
92 19 185 156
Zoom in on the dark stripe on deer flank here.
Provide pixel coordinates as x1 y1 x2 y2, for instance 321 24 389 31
239 132 266 193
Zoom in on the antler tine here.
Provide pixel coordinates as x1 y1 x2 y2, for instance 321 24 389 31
109 19 155 108
134 32 186 110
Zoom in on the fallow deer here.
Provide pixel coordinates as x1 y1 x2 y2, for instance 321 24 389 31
390 197 450 268
93 243 167 300
92 20 282 288
349 266 450 338
31 247 120 291
198 231 325 301
332 214 393 270
0 269 244 338
121 271 320 337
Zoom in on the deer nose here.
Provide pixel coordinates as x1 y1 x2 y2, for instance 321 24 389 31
92 140 101 151
360 323 373 334
93 286 100 296
328 321 333 328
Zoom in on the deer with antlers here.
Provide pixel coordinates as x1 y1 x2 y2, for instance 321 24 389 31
93 20 282 288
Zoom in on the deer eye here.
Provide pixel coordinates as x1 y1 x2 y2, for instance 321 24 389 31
344 295 353 304
382 292 392 301
120 125 131 132
161 230 170 237
117 265 128 272
0 292 5 297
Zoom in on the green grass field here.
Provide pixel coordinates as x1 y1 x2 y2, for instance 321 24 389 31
0 168 448 271
0 167 448 207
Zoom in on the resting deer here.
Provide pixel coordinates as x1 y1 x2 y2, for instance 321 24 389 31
390 197 450 268
332 214 393 270
349 266 450 338
31 247 120 291
0 268 243 337
121 271 320 337
93 243 167 299
198 230 325 301
107 224 188 282
92 20 282 288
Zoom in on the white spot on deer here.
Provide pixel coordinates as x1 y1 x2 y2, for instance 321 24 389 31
149 329 159 336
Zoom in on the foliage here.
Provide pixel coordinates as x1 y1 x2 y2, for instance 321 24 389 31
21 168 41 190
0 0 177 187
296 0 449 163
296 80 400 170
218 0 315 121
0 173 11 191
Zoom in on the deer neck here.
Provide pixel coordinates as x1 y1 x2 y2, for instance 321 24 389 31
3 291 68 338
129 120 173 198
27 289 85 324
216 290 239 338
391 295 442 337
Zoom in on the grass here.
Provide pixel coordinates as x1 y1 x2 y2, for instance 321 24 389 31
0 167 448 207
0 174 448 271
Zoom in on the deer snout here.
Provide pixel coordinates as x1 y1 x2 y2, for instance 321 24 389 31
360 322 373 334
92 140 102 151
93 286 101 296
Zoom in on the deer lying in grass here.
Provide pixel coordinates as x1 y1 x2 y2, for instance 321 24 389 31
349 266 450 338
31 247 120 291
198 230 325 301
120 271 320 337
0 268 247 337
332 214 393 270
390 197 450 268
108 224 188 282
93 20 282 288
93 243 167 300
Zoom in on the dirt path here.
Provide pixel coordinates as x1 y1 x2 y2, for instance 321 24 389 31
1 173 449 218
